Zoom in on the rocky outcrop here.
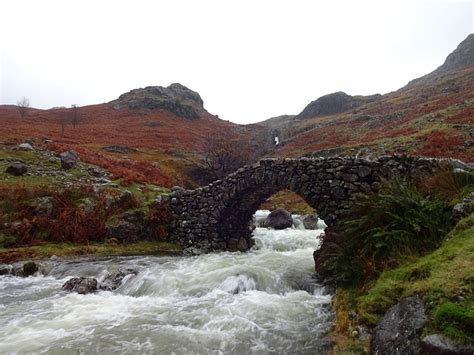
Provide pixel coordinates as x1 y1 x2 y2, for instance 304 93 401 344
408 34 474 86
112 83 204 119
295 92 380 120
265 208 293 229
371 295 427 355
60 150 79 170
105 209 148 243
6 161 28 176
62 277 98 294
167 156 450 252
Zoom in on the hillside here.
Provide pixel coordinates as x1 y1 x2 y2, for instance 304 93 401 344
261 34 474 162
0 85 264 187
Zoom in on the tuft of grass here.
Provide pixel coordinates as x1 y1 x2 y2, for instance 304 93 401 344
433 302 474 343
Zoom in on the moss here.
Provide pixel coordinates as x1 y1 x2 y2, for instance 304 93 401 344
0 233 17 247
433 302 474 342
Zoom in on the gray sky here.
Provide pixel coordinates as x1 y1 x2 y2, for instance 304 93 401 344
1 0 472 124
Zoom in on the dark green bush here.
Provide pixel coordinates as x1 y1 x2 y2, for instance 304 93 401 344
434 302 474 342
315 178 453 286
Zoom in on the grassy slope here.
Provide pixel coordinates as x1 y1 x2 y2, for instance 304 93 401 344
330 213 474 351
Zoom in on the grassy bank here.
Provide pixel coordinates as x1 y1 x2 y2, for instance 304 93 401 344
0 241 182 264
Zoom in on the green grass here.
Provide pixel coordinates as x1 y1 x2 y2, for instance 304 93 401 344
0 241 182 263
356 213 474 334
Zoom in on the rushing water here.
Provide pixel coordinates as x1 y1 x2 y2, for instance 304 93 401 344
0 211 333 354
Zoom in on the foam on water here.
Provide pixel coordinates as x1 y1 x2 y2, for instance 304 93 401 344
0 211 333 354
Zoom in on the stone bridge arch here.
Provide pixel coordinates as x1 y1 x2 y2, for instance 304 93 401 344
168 156 451 252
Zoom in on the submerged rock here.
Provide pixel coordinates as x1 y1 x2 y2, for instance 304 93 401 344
265 208 293 229
99 269 137 291
62 277 98 294
371 295 427 354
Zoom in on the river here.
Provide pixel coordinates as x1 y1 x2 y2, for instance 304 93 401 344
0 211 333 354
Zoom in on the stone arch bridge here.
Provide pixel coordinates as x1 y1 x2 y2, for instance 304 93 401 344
167 156 458 252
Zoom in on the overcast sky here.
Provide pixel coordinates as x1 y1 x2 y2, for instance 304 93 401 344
0 1 472 124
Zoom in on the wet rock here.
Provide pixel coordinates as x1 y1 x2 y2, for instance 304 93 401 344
6 162 28 176
237 237 249 251
371 295 427 355
99 269 137 291
301 214 319 230
0 264 12 275
60 150 79 170
421 333 474 354
62 277 98 294
22 261 39 277
265 208 293 229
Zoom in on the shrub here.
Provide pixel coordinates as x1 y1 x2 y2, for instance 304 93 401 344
419 166 474 202
315 178 453 286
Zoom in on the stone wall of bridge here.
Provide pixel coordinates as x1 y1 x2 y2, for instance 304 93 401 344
166 156 456 252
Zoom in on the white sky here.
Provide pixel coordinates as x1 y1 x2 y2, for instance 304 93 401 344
0 0 472 124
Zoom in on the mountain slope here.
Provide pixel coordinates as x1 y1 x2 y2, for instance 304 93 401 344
263 34 473 162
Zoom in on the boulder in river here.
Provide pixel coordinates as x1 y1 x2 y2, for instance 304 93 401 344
371 295 427 354
301 214 320 230
265 208 293 229
6 161 28 176
99 269 138 291
62 277 98 294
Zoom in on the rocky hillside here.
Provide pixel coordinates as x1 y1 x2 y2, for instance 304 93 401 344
261 33 473 162
295 92 381 120
0 84 264 188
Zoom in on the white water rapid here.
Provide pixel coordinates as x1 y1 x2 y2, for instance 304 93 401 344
0 211 333 354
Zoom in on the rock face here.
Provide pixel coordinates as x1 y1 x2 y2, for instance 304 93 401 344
99 269 137 291
265 208 293 229
295 92 380 120
112 83 204 119
168 156 450 252
371 295 427 355
421 333 474 354
60 150 79 170
62 277 98 294
6 162 28 176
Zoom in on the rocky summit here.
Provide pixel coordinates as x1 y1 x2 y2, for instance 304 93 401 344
112 83 204 119
295 91 381 120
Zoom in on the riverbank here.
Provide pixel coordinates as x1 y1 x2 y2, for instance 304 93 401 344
0 241 182 264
